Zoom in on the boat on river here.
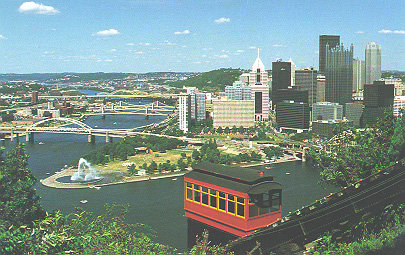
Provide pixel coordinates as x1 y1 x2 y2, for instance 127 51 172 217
80 200 88 204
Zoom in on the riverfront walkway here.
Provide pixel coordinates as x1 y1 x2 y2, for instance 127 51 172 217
41 168 189 189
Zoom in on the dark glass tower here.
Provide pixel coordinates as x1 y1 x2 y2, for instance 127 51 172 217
272 61 291 91
319 35 340 74
325 43 353 106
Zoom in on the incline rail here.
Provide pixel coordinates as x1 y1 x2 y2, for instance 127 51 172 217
227 159 405 254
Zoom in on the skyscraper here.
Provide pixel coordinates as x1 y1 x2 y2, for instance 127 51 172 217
295 67 317 105
249 49 268 86
361 81 394 127
272 60 291 91
325 43 354 106
365 42 382 85
319 35 340 74
353 59 365 92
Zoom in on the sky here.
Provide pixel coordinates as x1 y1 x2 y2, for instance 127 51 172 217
0 0 404 73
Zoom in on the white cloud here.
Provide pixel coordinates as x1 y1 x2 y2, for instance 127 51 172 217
127 43 134 46
214 17 230 24
378 29 405 35
110 49 117 52
236 50 244 53
105 59 113 62
249 46 257 49
214 54 229 59
18 1 60 15
139 42 150 46
93 29 120 36
271 44 286 47
134 51 144 54
355 31 364 34
0 35 7 39
174 30 190 35
201 55 207 58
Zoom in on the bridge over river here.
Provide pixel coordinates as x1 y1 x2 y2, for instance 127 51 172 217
226 158 405 254
0 117 202 144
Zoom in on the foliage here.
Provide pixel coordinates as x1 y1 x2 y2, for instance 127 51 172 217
290 131 313 141
71 135 187 167
0 144 45 228
263 146 283 159
1 204 176 254
169 68 243 92
186 230 234 255
312 203 405 255
308 111 404 188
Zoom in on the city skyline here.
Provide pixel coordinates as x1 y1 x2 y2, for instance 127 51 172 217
0 0 404 73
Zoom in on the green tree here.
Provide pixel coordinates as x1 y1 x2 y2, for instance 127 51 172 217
216 126 223 134
310 111 403 188
224 127 230 134
0 144 45 227
128 164 137 175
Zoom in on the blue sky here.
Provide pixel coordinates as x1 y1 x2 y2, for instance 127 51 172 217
0 0 404 73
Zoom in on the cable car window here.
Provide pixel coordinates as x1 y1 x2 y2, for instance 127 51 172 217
228 200 235 214
237 203 245 217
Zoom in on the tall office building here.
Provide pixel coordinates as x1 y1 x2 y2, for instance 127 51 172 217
249 50 268 86
319 35 340 74
289 58 296 86
295 67 317 105
178 89 206 132
325 43 354 106
361 81 394 127
272 60 292 91
353 59 365 92
178 94 189 132
312 102 343 122
276 101 310 131
251 85 270 121
393 96 405 116
317 75 326 102
225 81 251 100
365 42 382 85
345 102 364 127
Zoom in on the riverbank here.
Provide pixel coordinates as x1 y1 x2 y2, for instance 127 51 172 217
41 168 189 189
235 154 300 168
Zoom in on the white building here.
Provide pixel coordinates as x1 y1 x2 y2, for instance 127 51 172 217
178 94 189 132
393 96 405 116
249 49 268 86
353 59 365 92
365 42 382 85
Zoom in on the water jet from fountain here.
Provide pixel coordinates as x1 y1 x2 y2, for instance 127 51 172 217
71 158 102 182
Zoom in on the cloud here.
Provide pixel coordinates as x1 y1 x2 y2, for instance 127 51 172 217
105 59 113 62
109 49 117 52
236 50 244 53
355 31 364 34
0 35 7 39
127 43 134 46
249 46 257 49
214 17 230 24
378 29 405 34
93 29 120 36
139 42 150 46
174 30 190 35
271 44 286 47
18 1 60 15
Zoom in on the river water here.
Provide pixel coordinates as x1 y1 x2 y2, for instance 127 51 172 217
2 113 334 251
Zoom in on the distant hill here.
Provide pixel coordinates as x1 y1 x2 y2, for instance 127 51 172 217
0 73 131 83
167 68 244 92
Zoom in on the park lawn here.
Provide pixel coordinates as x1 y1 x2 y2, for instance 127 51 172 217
98 148 195 172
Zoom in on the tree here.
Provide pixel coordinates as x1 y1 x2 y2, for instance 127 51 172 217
216 126 223 134
0 144 45 227
224 127 230 134
192 150 200 160
128 164 137 175
238 126 245 134
231 126 238 134
310 111 403 188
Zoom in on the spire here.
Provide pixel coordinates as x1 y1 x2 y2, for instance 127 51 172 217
257 48 260 59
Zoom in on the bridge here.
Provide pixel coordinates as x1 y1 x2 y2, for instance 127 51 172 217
0 117 201 144
227 158 405 254
38 93 181 100
85 101 176 119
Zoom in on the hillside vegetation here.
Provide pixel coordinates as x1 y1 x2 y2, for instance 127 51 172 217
168 68 243 92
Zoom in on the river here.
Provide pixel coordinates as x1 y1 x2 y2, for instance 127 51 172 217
2 113 334 251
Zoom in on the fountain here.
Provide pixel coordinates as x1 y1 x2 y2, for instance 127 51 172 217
71 158 102 182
